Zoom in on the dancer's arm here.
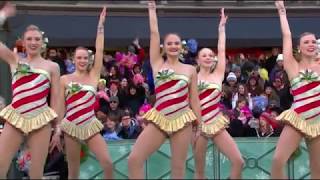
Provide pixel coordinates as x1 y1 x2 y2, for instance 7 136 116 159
214 8 228 81
49 75 66 153
189 67 202 126
90 7 107 80
50 63 61 126
148 0 163 70
275 1 299 76
0 2 17 66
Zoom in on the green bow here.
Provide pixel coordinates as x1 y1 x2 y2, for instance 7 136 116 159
198 81 209 91
299 70 318 82
69 83 82 94
156 69 174 81
17 62 31 74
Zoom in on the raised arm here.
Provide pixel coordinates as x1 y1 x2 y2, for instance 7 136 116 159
275 1 299 75
148 1 163 70
0 2 17 66
90 7 107 80
213 8 228 81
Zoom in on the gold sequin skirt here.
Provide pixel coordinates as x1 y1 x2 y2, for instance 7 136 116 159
201 113 229 137
0 105 57 134
60 117 104 141
143 108 197 134
276 109 320 138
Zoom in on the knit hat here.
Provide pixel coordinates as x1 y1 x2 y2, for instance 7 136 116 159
276 54 283 62
226 72 237 81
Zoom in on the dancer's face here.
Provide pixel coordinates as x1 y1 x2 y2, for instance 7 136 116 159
23 30 43 56
74 49 89 72
299 34 317 58
197 48 217 69
164 34 182 58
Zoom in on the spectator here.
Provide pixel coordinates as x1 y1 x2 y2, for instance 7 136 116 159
102 113 122 141
272 76 293 110
117 110 142 139
135 104 152 129
118 77 129 108
106 65 120 84
124 83 146 115
106 96 122 120
47 48 66 75
232 83 253 110
223 72 238 107
107 81 119 97
246 75 263 97
269 54 284 82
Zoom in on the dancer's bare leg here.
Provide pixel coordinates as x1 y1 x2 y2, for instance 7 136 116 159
27 124 52 179
306 136 320 179
64 134 81 179
193 135 208 179
0 123 23 178
87 134 113 179
128 123 166 179
170 125 193 179
271 125 302 179
213 130 244 179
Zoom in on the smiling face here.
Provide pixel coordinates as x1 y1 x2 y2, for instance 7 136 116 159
23 30 43 57
197 48 217 70
74 48 89 72
298 33 317 58
238 84 245 95
163 34 182 58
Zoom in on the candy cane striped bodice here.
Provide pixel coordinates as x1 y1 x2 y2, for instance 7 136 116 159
11 64 51 118
154 69 190 118
65 83 96 126
290 70 320 121
198 81 222 124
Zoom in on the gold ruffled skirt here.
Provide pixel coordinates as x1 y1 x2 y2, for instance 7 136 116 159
201 113 229 137
0 105 57 134
143 108 197 134
276 109 320 138
60 117 104 141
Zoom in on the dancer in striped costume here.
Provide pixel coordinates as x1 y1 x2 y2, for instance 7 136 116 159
193 9 243 179
272 1 320 179
50 7 113 179
128 1 201 179
0 3 60 178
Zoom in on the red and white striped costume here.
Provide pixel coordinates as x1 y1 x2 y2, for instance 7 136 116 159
60 82 103 140
143 69 196 134
277 70 320 138
198 81 229 136
0 62 57 134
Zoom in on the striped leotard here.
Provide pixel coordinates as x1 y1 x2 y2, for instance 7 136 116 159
60 82 103 140
143 69 196 134
277 69 320 138
198 80 229 136
0 62 57 134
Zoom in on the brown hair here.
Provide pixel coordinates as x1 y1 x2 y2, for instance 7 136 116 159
23 24 43 39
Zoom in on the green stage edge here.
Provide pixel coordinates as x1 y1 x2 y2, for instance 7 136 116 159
79 137 310 179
